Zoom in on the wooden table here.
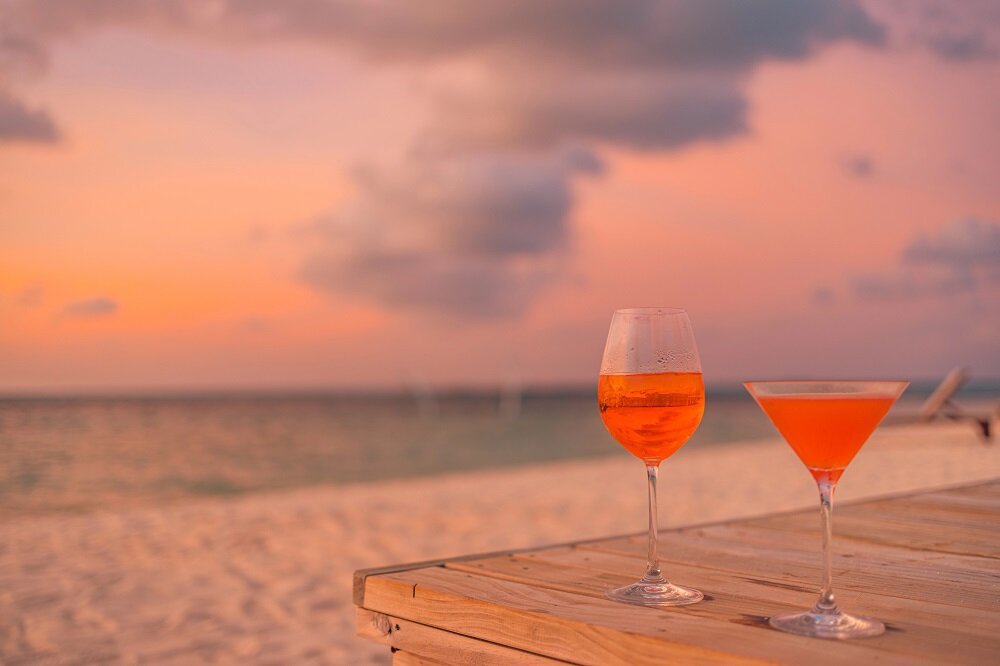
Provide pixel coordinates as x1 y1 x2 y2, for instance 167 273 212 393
354 480 1000 665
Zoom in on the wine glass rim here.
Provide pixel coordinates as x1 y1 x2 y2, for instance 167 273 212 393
614 307 687 315
744 379 910 385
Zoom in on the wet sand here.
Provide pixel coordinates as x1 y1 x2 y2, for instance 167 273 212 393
1 423 996 664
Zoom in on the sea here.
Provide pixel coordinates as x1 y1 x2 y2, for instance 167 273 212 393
1 382 997 519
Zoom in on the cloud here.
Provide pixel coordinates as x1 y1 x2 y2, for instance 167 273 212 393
300 150 597 318
238 316 271 333
4 1 885 151
353 150 600 257
853 218 1000 301
16 285 43 307
0 26 48 76
332 1 883 67
853 268 976 300
3 0 887 316
811 286 836 307
5 1 884 65
423 74 749 153
1 24 59 143
841 154 875 178
303 249 553 319
926 32 998 61
904 218 1000 267
0 89 60 143
875 1 1000 62
281 1 883 316
63 297 118 317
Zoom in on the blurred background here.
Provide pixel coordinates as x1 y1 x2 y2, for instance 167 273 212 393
2 1 998 393
0 1 998 663
1 0 997 507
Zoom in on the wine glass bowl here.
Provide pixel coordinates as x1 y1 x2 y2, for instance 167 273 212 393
745 380 909 639
598 308 705 606
598 372 704 465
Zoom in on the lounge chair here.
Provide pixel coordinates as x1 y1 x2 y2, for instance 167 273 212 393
919 367 994 441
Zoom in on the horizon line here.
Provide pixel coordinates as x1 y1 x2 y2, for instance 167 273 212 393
2 376 999 400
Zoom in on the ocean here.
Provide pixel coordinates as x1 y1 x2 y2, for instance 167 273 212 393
1 383 996 519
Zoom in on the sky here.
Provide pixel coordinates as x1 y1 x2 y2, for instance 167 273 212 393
1 0 998 392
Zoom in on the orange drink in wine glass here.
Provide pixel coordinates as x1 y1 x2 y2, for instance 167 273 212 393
598 308 705 606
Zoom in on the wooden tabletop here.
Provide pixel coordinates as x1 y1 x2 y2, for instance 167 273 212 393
354 480 1000 665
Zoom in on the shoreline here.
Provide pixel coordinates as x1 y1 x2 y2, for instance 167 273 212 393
1 423 996 664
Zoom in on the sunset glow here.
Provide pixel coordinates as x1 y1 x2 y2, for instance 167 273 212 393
2 1 998 391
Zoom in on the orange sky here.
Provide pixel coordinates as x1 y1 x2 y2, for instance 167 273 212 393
1 2 998 391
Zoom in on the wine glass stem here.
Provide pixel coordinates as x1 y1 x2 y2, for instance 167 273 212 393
814 480 839 614
643 464 663 582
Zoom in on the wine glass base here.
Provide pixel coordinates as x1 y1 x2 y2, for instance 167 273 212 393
769 610 885 639
606 581 703 607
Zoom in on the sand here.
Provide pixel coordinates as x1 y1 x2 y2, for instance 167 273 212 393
1 422 996 665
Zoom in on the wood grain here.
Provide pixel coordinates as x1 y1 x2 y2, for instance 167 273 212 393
357 479 1000 665
358 608 569 665
392 651 451 666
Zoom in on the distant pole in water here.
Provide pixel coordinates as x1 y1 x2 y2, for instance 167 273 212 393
402 371 438 419
499 375 522 420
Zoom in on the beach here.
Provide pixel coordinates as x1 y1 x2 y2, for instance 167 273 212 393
0 422 996 664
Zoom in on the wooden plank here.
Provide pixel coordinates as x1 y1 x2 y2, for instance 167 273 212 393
363 565 949 666
836 501 1000 538
682 522 1000 587
358 608 571 665
684 520 1000 573
393 652 451 666
743 509 999 559
813 493 997 529
649 497 997 558
880 481 1000 504
354 545 556 606
902 490 1000 514
446 550 1000 658
490 548 1000 637
963 481 1000 496
596 521 1000 573
363 567 771 666
445 554 633 599
849 496 1000 522
576 530 1000 611
920 479 1000 502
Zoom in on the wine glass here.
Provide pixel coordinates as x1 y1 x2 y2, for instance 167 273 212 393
598 308 705 606
744 380 909 639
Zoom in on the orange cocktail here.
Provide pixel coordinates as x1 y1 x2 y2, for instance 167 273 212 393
598 371 705 464
598 308 705 606
754 394 897 484
745 380 908 640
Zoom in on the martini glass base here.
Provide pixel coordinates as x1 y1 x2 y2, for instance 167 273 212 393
606 580 703 607
769 610 885 639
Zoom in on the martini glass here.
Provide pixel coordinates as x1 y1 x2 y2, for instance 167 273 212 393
744 380 908 639
598 308 705 606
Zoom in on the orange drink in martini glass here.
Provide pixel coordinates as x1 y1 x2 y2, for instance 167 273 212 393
744 380 908 639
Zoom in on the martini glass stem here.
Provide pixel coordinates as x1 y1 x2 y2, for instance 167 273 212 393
643 464 664 583
814 480 839 614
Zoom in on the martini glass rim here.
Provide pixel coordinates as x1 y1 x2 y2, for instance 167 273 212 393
743 379 910 385
744 380 909 398
613 307 687 316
